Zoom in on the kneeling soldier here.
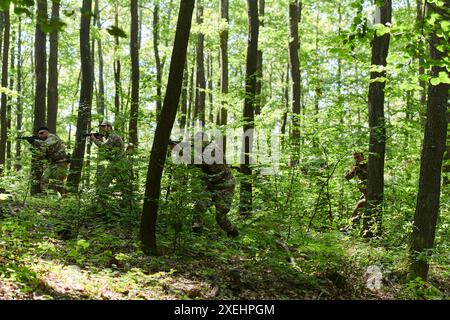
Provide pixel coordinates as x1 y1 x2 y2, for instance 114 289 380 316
32 127 69 195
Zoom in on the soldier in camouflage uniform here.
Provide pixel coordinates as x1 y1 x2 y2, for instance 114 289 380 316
90 121 129 203
345 152 368 229
169 139 239 238
32 127 69 195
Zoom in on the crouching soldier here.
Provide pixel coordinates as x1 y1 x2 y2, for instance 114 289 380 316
30 127 69 195
168 139 239 238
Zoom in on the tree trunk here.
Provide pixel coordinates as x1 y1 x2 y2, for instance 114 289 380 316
188 63 194 128
153 0 162 122
180 62 188 130
67 0 93 192
281 64 289 135
47 0 59 133
114 3 121 130
129 0 139 146
194 1 206 127
0 4 9 173
219 0 229 154
254 0 264 116
416 0 427 125
207 53 213 124
239 0 259 216
338 3 343 124
140 0 195 255
6 30 14 171
31 0 48 194
15 18 23 171
94 0 105 117
408 0 449 281
288 0 301 165
364 0 392 238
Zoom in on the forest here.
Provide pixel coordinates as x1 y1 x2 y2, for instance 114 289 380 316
0 0 448 301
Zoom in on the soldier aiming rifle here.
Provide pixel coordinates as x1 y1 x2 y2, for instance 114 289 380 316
18 127 69 195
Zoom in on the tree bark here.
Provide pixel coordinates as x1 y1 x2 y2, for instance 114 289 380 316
288 0 301 165
0 4 9 173
153 0 162 122
194 1 206 127
188 62 194 128
6 30 14 171
47 0 60 133
219 0 229 154
239 0 259 216
416 0 427 125
67 0 93 192
113 3 121 130
364 0 392 238
140 0 195 255
15 18 23 171
31 0 48 194
180 62 188 130
129 0 139 146
94 0 105 116
254 0 264 116
207 53 213 124
408 0 449 281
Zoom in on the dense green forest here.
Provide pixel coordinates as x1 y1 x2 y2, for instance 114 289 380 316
0 0 448 301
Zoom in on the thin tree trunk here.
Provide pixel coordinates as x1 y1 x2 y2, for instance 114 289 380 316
207 53 213 124
219 0 229 154
281 64 289 135
194 1 206 127
338 3 343 124
47 0 59 133
239 0 259 216
364 0 392 238
0 4 9 173
288 0 301 165
153 0 162 122
6 30 14 171
140 0 195 255
416 0 427 125
67 0 93 192
188 63 194 128
180 62 188 130
15 18 23 171
114 2 121 130
129 0 139 146
255 0 264 116
95 0 105 116
408 0 449 281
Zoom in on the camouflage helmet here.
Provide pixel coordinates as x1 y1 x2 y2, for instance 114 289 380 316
100 120 113 127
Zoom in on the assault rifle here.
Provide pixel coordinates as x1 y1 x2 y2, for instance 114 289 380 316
82 132 107 139
17 135 40 144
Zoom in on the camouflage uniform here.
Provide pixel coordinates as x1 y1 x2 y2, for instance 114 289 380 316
32 133 68 194
191 144 239 237
345 160 368 228
92 132 130 206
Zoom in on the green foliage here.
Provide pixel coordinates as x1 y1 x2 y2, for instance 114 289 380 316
106 25 128 39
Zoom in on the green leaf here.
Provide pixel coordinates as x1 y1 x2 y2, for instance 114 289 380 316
106 26 128 39
430 77 440 86
370 77 387 83
63 9 76 17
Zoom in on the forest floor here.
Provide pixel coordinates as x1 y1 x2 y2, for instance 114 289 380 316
0 195 449 300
